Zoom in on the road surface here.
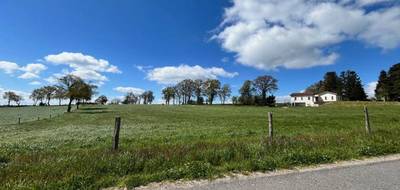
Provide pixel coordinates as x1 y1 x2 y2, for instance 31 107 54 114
135 157 400 190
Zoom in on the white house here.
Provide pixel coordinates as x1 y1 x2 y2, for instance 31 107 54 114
290 91 338 107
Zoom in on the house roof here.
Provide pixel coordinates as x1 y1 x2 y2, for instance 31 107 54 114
290 91 337 97
290 92 314 97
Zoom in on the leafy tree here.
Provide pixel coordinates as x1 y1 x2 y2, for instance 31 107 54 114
375 70 390 101
54 85 67 106
58 75 92 112
218 84 231 105
3 91 18 106
305 80 324 94
340 70 367 101
122 92 137 104
95 95 108 105
253 75 278 105
202 79 221 105
43 86 57 106
162 87 175 105
239 80 254 105
387 63 400 101
110 98 121 105
231 96 239 105
30 88 45 106
193 79 203 105
142 90 155 104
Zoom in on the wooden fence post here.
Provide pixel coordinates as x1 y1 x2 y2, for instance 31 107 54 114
37 117 40 121
50 114 52 119
112 117 121 151
268 112 273 144
18 117 21 125
364 106 371 134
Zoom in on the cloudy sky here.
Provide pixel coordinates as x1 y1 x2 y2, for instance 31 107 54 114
1 0 399 104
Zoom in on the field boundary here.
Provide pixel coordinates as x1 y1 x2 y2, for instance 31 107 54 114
128 154 400 190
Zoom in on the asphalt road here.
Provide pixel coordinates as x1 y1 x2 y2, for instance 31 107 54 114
171 160 400 190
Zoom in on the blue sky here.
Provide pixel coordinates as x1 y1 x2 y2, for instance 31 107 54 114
0 0 399 104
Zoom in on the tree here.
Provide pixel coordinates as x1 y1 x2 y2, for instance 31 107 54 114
142 91 155 104
110 98 121 105
375 70 390 101
122 92 137 104
253 75 278 105
14 95 23 106
305 80 324 94
202 79 221 105
43 86 57 106
54 85 67 106
231 96 239 105
322 72 341 94
340 70 367 101
30 88 45 106
193 79 203 105
387 63 400 101
239 80 254 105
58 75 86 112
218 84 231 104
3 91 18 106
95 95 108 105
162 87 175 105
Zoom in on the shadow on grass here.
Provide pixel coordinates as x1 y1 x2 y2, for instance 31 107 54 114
79 107 108 111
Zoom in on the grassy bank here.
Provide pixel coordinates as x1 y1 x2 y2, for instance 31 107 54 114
0 103 400 189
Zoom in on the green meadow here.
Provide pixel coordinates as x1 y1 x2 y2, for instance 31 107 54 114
1 102 400 189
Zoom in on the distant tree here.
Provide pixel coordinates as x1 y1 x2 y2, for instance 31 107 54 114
162 87 175 105
54 85 67 106
122 92 137 104
43 85 57 106
95 95 108 105
14 95 23 106
202 79 221 105
142 90 155 104
239 80 255 105
305 80 324 94
387 63 400 101
375 70 390 101
253 75 278 105
3 91 18 106
218 84 231 105
30 88 45 106
193 79 203 105
340 70 367 101
265 95 276 107
110 98 121 105
231 96 239 105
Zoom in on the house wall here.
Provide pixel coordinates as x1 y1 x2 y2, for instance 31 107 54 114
290 96 316 107
319 93 337 102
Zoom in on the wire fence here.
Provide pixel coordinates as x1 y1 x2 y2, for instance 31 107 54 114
0 106 70 125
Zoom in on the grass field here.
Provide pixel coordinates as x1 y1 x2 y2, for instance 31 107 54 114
1 103 400 189
0 106 69 125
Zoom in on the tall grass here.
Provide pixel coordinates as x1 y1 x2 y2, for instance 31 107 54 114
0 103 399 189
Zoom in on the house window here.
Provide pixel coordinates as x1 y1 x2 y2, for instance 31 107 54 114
325 96 327 100
301 97 303 100
331 96 334 100
294 97 297 100
308 97 310 100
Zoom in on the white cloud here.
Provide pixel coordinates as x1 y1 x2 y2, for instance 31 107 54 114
114 86 145 95
18 63 47 79
147 64 238 85
366 81 377 98
215 0 400 70
44 52 121 83
0 61 20 74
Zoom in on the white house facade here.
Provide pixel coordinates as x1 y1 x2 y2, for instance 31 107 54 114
290 91 338 107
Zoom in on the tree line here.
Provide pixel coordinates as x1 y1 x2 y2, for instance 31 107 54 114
161 75 278 106
119 90 155 105
305 70 367 101
375 63 400 101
